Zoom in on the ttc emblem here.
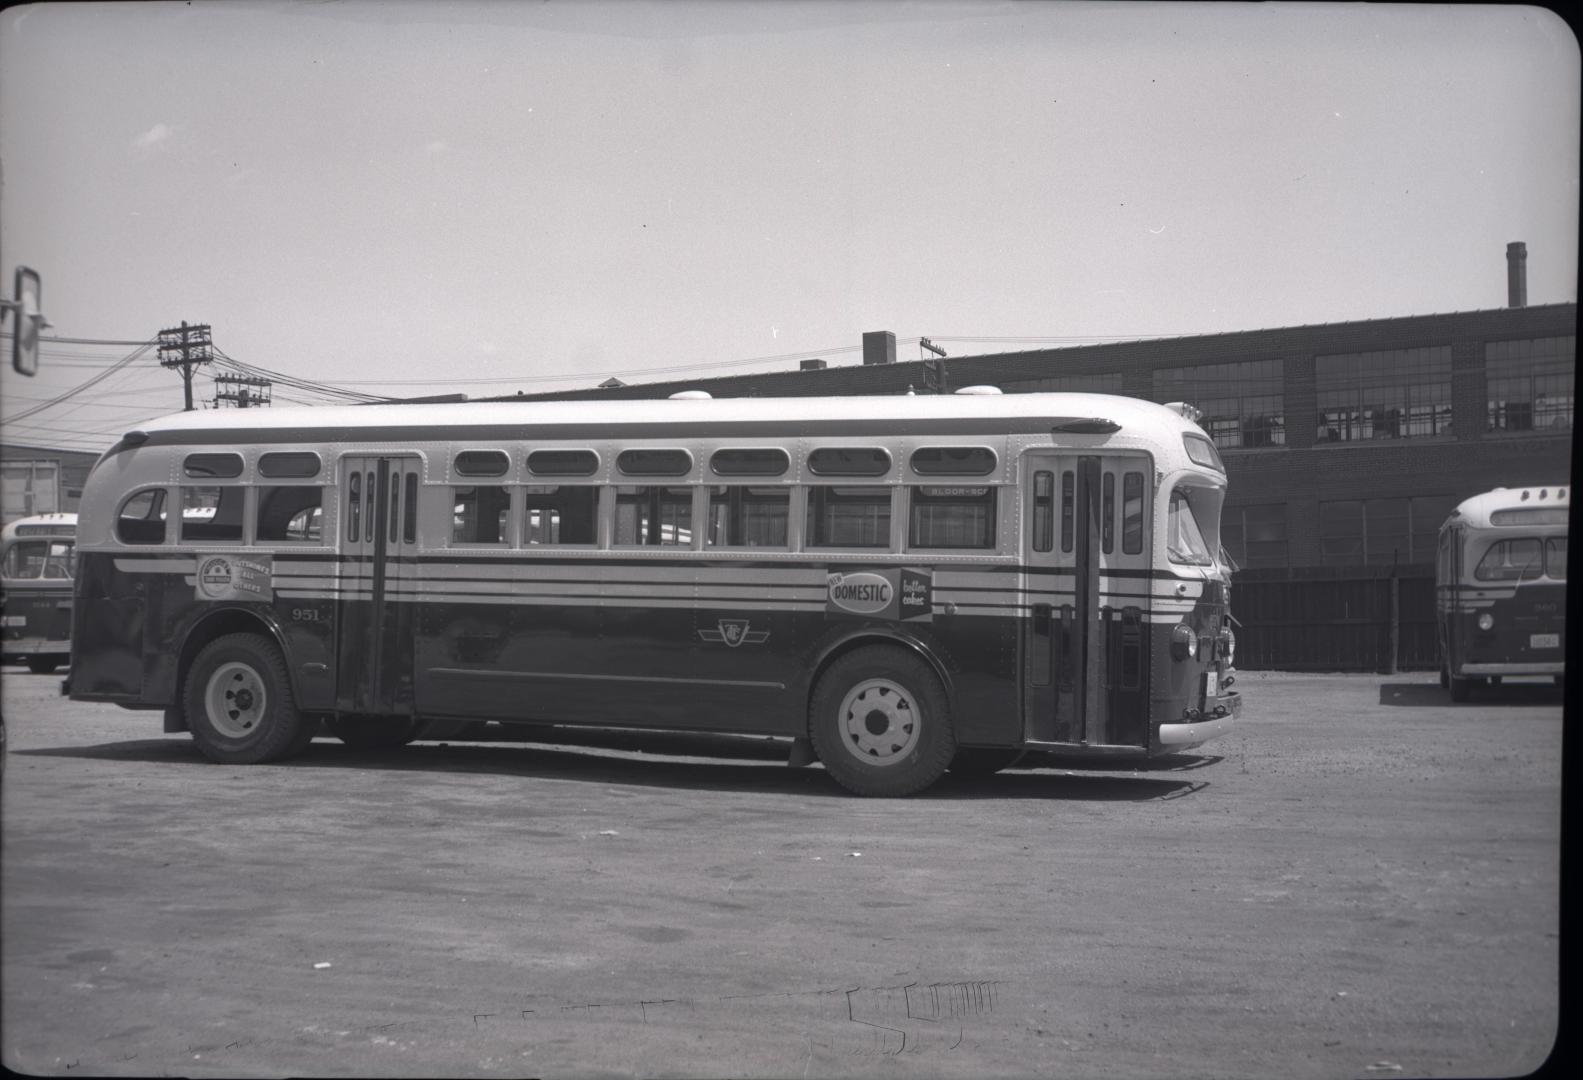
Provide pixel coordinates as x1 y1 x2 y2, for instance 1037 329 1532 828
698 618 769 648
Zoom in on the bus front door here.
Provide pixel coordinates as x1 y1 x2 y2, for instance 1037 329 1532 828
336 455 421 716
1022 452 1151 748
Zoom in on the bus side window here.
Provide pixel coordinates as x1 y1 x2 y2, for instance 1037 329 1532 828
1546 537 1567 580
257 487 324 543
1474 538 1542 581
706 486 790 548
524 485 598 545
615 486 693 547
43 541 74 578
116 489 168 545
1060 471 1075 553
907 485 996 550
453 486 511 544
3 541 46 577
347 472 361 542
1032 471 1053 553
1121 472 1145 554
806 486 890 549
1101 472 1116 554
181 486 244 543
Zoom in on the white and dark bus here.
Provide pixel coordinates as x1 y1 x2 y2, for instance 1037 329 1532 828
64 390 1240 795
2 512 78 673
1436 485 1567 700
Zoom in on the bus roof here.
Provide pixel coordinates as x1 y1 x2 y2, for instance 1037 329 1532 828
1 512 78 540
106 394 1222 475
1443 486 1570 531
121 392 1203 439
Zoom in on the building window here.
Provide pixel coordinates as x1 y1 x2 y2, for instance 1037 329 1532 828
1486 336 1575 433
1003 373 1126 394
1221 503 1288 569
1319 495 1458 566
1316 346 1452 442
1154 359 1285 449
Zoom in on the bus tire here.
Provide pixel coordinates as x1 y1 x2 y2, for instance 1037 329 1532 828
26 658 58 675
808 646 955 797
184 633 311 764
949 748 1025 776
326 715 422 750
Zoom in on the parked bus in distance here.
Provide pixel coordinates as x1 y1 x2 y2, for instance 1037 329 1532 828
2 512 77 673
1436 485 1568 701
63 391 1239 795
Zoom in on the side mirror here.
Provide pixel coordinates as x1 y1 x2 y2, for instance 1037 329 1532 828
9 267 44 376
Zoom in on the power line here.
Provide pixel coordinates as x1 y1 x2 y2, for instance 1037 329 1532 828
2 342 157 425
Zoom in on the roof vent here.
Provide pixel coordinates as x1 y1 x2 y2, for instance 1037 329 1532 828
668 390 712 400
954 385 1003 395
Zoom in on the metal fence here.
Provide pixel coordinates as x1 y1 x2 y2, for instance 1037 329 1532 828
1229 565 1437 673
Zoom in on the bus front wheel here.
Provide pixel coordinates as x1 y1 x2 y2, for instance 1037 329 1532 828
26 658 58 675
184 633 313 764
809 646 955 797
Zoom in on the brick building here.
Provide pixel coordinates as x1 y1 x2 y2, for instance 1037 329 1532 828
511 301 1574 578
1 444 99 523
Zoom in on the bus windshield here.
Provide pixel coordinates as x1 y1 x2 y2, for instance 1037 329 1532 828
2 539 76 580
1167 489 1213 566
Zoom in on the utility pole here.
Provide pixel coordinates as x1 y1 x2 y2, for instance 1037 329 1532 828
213 372 272 408
919 337 948 393
158 321 213 411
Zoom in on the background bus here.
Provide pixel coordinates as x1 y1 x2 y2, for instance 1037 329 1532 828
65 391 1239 795
1 512 78 673
1436 486 1567 700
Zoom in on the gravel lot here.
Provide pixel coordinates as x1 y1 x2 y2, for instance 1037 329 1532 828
1 667 1562 1078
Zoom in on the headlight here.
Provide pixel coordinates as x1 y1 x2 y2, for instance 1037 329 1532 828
1477 612 1495 631
1172 624 1198 660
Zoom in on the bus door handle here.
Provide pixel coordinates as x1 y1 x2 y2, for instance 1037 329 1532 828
1032 602 1051 635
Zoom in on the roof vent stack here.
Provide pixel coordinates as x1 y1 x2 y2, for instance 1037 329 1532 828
1507 241 1528 308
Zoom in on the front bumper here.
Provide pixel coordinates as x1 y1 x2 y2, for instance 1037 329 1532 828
1159 690 1239 749
1461 662 1565 676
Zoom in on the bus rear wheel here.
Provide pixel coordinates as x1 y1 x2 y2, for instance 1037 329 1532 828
809 646 955 797
326 715 422 750
184 633 311 764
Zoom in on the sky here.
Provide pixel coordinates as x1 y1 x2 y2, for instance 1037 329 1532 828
1 0 1577 451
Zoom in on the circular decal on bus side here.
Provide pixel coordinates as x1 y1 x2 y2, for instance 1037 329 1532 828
827 571 893 615
197 555 235 600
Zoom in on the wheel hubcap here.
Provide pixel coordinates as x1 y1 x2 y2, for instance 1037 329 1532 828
204 661 267 739
837 678 921 766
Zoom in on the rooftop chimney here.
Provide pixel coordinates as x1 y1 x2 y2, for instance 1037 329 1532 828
800 358 828 371
1506 242 1527 308
862 330 896 366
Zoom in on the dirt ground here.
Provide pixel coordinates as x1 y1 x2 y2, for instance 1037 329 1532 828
0 667 1562 1079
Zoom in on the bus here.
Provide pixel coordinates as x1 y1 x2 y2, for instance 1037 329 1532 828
64 390 1240 795
2 512 78 673
1436 485 1567 701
